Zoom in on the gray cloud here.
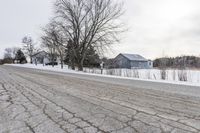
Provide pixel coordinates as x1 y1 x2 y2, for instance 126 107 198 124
112 0 200 59
1 0 200 59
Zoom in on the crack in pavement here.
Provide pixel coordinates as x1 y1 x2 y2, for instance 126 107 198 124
0 66 200 133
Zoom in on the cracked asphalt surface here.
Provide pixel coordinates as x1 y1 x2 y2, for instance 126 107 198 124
0 66 200 133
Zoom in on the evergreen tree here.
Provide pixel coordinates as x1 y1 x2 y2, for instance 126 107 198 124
83 46 101 68
64 45 100 68
15 49 27 64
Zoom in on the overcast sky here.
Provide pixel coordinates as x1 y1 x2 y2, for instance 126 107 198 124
0 0 200 59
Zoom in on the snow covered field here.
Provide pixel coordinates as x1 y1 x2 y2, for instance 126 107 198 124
84 68 200 83
5 64 200 86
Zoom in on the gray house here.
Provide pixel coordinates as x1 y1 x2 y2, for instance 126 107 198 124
32 51 61 65
32 51 50 65
113 53 153 69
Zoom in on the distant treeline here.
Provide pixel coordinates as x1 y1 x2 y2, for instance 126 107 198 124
154 56 200 69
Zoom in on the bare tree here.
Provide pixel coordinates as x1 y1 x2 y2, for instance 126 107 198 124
56 45 66 69
22 36 37 64
41 35 57 67
54 0 125 71
12 47 20 62
4 48 12 59
41 22 66 68
4 47 20 63
3 48 13 64
63 39 76 70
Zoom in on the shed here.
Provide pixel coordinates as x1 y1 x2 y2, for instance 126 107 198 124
113 53 153 69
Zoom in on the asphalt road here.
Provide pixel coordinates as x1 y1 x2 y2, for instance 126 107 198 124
0 66 200 133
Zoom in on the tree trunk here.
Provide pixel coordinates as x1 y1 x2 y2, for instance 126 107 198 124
71 55 75 70
71 65 75 70
52 58 55 67
59 52 64 69
61 60 63 69
77 58 84 71
51 55 54 67
78 63 83 71
52 48 55 67
43 58 45 66
71 61 75 70
52 55 55 67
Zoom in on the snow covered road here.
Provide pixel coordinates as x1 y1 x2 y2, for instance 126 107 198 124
0 66 200 133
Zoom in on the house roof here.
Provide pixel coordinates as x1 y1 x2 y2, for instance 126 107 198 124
32 51 48 57
120 53 148 61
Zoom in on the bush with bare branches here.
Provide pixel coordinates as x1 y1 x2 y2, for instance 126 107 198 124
178 70 188 81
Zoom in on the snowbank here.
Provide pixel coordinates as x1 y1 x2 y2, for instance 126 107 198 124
6 64 73 73
5 64 200 87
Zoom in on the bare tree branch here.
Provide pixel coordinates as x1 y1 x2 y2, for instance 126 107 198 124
54 0 125 71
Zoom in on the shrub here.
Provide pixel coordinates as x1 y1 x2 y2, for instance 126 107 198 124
132 69 139 78
161 69 166 80
178 70 187 81
2 58 13 64
107 69 115 75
